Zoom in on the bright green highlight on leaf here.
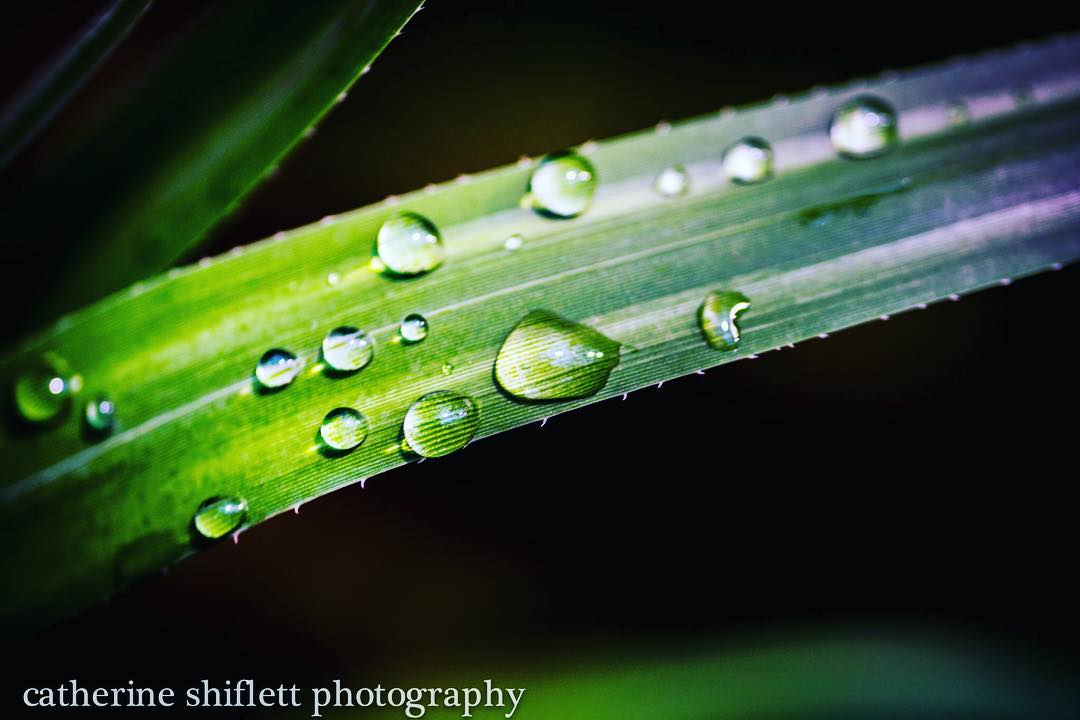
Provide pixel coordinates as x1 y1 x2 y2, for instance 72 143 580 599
402 391 481 458
699 292 752 351
528 151 598 218
376 212 446 276
829 95 900 158
495 310 621 400
193 496 248 540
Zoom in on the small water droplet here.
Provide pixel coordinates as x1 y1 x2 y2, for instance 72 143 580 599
722 137 773 184
699 291 751 351
321 327 374 373
402 391 480 458
319 407 369 452
654 165 690 197
504 234 524 251
326 272 340 286
375 211 445 276
946 100 971 125
528 151 597 218
13 353 73 423
194 496 248 540
399 313 429 343
1011 85 1033 107
495 310 621 400
441 362 455 375
84 395 116 434
829 95 899 158
255 349 302 389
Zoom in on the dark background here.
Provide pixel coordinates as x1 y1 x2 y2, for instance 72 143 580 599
3 0 1078 716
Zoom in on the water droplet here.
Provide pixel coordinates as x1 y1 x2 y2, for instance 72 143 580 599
326 272 340 286
654 165 690 197
375 211 445 276
84 395 116 433
193 496 248 540
319 407 369 452
1011 85 1033 107
946 100 971 125
495 310 621 400
402 390 480 458
441 362 455 375
699 291 751 350
504 234 524 251
528 151 597 218
829 95 899 158
399 314 429 344
13 353 73 423
722 137 773 184
254 349 302 389
321 326 374 373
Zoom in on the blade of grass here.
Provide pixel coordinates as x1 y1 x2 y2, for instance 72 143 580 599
353 634 1080 719
2 36 1079 629
2 0 423 334
0 0 152 169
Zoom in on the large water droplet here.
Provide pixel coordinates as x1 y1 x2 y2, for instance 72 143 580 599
529 151 597 218
321 326 374 373
829 95 899 158
254 349 302 389
495 310 621 400
402 390 480 458
399 313 429 344
375 211 445 276
699 291 751 351
193 496 248 540
654 165 690 197
13 353 73 423
722 137 773 184
84 395 116 434
319 407 369 452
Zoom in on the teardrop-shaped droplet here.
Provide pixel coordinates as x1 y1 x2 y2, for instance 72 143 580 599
829 95 899 159
193 496 248 540
722 137 773 184
375 211 445 276
84 395 116 433
399 313 428 344
495 310 621 400
529 151 597 218
699 291 751 351
321 326 374 372
946 100 971 126
254 348 302 389
13 353 73 423
654 165 690 197
319 407 369 452
504 234 524 251
402 390 480 458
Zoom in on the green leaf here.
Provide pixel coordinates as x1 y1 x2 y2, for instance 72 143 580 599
3 36 1080 629
0 0 152 169
355 636 1080 718
3 0 423 331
